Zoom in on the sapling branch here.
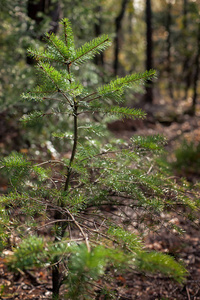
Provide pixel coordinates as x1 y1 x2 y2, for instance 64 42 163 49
71 37 110 64
45 34 67 60
65 208 91 252
42 96 65 103
38 64 73 107
81 91 97 101
27 49 62 63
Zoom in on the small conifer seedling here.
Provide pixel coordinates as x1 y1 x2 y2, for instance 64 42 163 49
0 19 197 299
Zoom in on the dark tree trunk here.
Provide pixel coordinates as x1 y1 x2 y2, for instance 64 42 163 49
27 0 60 64
183 0 188 29
182 0 191 99
113 0 129 76
145 0 153 103
128 1 134 36
94 5 104 67
51 212 66 299
52 263 61 299
27 0 60 34
191 21 200 115
166 2 174 99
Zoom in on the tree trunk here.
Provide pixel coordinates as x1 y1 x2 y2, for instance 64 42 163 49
145 0 153 103
27 0 60 33
113 0 129 76
27 0 60 64
166 2 174 100
183 0 188 29
191 20 200 115
182 0 191 99
94 5 104 67
52 263 61 300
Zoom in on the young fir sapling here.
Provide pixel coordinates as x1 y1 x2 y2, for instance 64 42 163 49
0 18 194 299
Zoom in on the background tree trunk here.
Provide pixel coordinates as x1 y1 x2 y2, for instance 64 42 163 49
166 1 174 99
28 0 60 34
191 20 200 115
113 0 129 76
94 5 104 67
183 0 188 29
27 0 60 64
182 0 191 99
145 0 153 103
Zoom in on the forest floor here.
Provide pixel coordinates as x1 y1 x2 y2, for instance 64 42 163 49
0 98 200 299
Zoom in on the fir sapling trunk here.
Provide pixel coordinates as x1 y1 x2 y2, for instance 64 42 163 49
64 102 78 192
52 66 78 297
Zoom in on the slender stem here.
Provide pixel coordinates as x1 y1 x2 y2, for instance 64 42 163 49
52 123 78 296
86 95 102 103
81 91 97 101
65 208 90 252
64 103 78 193
52 64 78 298
34 160 64 167
42 97 64 102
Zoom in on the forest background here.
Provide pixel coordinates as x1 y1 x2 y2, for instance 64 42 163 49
0 0 200 299
1 0 200 131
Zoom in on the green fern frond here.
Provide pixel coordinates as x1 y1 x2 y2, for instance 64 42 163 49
72 35 111 65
